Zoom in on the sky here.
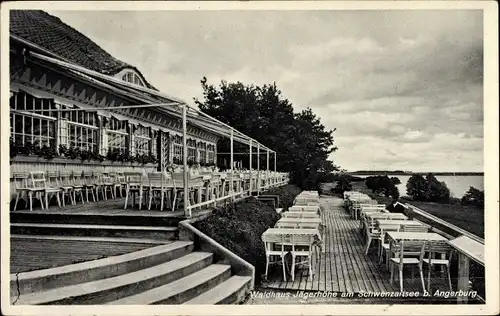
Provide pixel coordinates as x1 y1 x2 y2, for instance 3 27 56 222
48 9 484 172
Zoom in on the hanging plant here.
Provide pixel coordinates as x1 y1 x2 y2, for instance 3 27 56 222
38 145 58 160
10 138 18 158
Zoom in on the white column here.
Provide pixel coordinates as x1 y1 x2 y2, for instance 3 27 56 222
249 140 252 195
182 104 189 217
257 143 260 196
266 149 269 188
274 152 277 185
230 129 234 201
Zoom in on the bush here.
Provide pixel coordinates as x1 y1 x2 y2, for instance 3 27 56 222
461 186 484 208
406 173 451 203
406 174 428 201
331 176 352 195
365 175 400 199
193 184 301 285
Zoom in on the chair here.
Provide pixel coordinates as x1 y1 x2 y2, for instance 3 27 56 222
82 171 97 202
110 172 126 198
124 172 145 210
208 174 221 200
262 233 288 281
286 233 315 282
12 173 31 211
29 171 61 211
71 171 86 204
99 173 115 200
147 172 170 211
378 226 401 266
421 240 454 292
389 240 426 292
364 216 382 255
50 171 74 207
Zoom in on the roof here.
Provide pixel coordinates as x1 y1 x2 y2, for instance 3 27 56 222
9 10 157 90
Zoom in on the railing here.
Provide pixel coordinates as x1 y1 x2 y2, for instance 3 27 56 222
185 173 289 216
345 193 485 303
401 203 485 303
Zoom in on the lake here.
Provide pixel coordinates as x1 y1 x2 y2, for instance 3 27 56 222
354 175 484 198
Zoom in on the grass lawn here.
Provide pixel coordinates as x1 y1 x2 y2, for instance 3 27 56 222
350 182 484 238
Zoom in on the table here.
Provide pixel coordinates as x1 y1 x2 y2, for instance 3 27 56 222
281 211 320 219
262 227 323 253
448 236 484 303
376 219 422 229
367 212 407 221
386 231 447 242
277 218 322 225
288 205 320 212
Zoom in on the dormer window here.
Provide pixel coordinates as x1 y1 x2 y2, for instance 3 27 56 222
118 70 145 87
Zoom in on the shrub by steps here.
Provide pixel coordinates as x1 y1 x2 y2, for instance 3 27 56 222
194 185 301 285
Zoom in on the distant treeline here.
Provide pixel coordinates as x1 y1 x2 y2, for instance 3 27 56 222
348 171 484 176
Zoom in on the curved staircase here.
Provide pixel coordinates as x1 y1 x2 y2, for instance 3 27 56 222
10 210 253 305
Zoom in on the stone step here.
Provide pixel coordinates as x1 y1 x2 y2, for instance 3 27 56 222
10 223 178 240
183 275 252 304
107 264 232 305
12 252 213 305
10 211 184 227
10 234 169 245
11 241 193 296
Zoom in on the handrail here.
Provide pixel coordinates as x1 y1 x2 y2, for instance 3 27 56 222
403 203 484 244
178 220 255 289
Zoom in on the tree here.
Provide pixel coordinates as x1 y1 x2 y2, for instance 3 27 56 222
195 78 338 189
424 173 451 203
331 176 352 195
364 175 399 199
461 186 484 208
406 174 427 201
407 173 451 203
390 177 401 185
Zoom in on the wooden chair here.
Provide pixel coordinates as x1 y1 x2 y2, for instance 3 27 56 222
364 216 382 255
50 171 74 207
124 172 145 210
12 172 31 211
378 226 401 266
29 171 61 211
389 240 426 292
99 173 115 200
147 172 170 211
262 233 288 282
71 171 86 204
110 172 126 198
82 171 97 202
286 233 315 282
421 240 454 292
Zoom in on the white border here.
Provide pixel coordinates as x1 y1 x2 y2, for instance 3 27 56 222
1 1 498 315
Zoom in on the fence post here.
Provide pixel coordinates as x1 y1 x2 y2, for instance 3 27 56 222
457 253 470 304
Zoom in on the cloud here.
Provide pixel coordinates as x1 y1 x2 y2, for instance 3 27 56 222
47 9 484 172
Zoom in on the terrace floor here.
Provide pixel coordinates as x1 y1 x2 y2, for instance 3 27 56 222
262 197 453 296
11 198 186 217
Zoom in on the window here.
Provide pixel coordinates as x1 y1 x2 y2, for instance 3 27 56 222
172 135 183 162
60 106 98 152
197 142 207 164
187 139 197 163
121 71 145 87
207 144 215 164
106 118 128 153
10 91 56 148
133 125 151 156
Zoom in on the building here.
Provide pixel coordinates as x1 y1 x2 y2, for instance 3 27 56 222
8 10 287 213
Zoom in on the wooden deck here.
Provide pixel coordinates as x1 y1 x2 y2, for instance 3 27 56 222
263 197 451 294
11 198 186 217
10 236 169 273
